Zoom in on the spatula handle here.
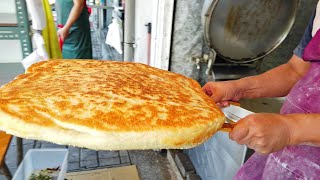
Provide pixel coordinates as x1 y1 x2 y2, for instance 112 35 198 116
220 101 240 132
220 122 236 132
229 101 240 106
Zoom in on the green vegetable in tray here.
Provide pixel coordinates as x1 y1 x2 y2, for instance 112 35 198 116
29 172 51 180
29 167 60 180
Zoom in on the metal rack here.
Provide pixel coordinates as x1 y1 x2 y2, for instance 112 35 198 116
0 0 32 59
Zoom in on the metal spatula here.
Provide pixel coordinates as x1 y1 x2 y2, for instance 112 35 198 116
220 105 253 132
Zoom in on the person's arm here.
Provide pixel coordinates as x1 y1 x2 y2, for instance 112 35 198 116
285 113 320 146
58 0 85 41
229 113 320 154
231 10 315 99
202 55 310 104
236 54 310 98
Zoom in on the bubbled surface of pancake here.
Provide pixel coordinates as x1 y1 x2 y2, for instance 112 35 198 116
0 60 225 150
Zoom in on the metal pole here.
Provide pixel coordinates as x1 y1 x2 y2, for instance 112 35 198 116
123 0 135 61
16 137 23 166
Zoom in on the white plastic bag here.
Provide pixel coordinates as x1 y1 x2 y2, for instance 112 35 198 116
106 19 123 54
25 0 46 30
22 33 49 70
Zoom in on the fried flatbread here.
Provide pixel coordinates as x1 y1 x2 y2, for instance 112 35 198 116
0 60 225 150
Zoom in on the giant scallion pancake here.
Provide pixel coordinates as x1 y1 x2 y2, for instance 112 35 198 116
0 60 224 150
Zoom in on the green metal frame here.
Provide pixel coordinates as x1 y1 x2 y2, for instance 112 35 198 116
0 27 20 39
0 0 32 59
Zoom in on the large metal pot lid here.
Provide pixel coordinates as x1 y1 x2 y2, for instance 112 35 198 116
204 0 299 63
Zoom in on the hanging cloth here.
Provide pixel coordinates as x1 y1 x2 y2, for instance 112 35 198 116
106 19 123 54
42 0 62 59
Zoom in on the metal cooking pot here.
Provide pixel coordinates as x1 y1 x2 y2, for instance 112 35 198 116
204 0 299 63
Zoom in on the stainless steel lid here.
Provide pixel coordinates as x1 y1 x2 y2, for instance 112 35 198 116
204 0 299 63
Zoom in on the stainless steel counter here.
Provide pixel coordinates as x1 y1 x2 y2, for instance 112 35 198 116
0 63 24 86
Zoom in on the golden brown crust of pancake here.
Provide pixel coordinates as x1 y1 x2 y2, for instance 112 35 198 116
0 59 225 150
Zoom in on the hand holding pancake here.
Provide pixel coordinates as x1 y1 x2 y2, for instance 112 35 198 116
229 113 292 154
202 81 244 107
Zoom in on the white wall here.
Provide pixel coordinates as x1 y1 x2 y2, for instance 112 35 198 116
149 0 174 70
0 0 15 13
134 0 153 64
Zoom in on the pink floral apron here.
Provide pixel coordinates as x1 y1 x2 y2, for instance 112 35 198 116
234 30 320 179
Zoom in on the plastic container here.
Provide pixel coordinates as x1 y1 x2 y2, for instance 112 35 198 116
13 149 69 180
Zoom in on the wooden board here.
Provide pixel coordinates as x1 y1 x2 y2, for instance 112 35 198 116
0 131 12 165
65 165 140 180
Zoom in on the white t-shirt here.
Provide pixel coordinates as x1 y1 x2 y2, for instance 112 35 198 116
312 0 320 37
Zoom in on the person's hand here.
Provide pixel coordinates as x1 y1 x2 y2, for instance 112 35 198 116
202 81 244 107
57 27 70 42
229 113 292 154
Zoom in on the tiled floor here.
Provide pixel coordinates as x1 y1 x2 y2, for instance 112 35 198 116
4 137 132 176
1 137 175 180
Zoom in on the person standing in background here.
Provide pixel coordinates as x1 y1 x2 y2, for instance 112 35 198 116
55 0 92 59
